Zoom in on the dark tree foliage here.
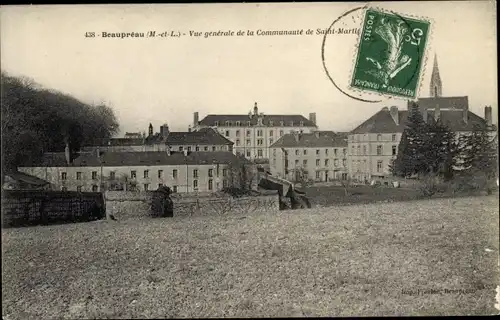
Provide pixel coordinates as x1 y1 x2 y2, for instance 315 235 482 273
1 72 119 176
458 123 498 179
422 119 459 180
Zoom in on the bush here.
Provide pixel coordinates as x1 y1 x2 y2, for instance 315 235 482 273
419 174 442 198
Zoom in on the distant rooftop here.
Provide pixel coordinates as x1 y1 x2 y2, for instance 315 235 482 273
270 131 348 148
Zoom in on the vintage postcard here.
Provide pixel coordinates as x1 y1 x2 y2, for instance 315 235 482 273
1 1 498 318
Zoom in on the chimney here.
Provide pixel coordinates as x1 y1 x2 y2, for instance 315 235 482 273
183 149 188 157
485 106 492 126
193 112 199 127
309 112 317 125
253 102 258 116
64 141 71 165
390 106 399 125
188 125 192 133
148 123 153 136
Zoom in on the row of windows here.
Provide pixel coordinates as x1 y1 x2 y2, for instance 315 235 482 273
350 145 398 156
61 168 228 180
285 159 347 168
351 160 385 172
287 148 347 157
236 149 265 158
225 129 293 138
176 145 220 152
217 120 307 127
350 134 398 142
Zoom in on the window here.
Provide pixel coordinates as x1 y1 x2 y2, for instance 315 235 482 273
225 130 230 137
61 172 67 180
246 130 251 137
300 121 304 126
225 121 230 126
110 171 115 179
303 159 308 167
334 159 339 167
128 170 136 179
144 170 149 178
246 150 251 157
61 186 67 191
325 159 329 166
208 169 213 177
343 148 347 155
257 130 263 137
77 186 82 192
245 139 250 146
273 149 276 156
212 146 216 151
357 146 360 154
257 139 263 146
223 168 227 177
258 149 263 157
173 186 177 193
377 134 382 141
316 171 321 179
316 159 320 166
215 121 219 126
204 146 208 151
269 139 273 145
155 170 162 179
295 159 299 166
179 146 184 151
236 130 240 137
76 172 82 180
269 130 274 136
208 179 213 190
334 149 338 156
342 173 348 180
392 134 396 141
144 183 150 191
343 159 347 167
193 179 198 190
280 130 284 136
223 180 228 188
92 185 98 192
376 145 383 155
269 121 274 126
303 149 307 155
195 146 200 151
236 121 241 126
158 183 163 188
92 171 97 180
235 139 240 146
173 169 178 179
392 145 397 155
193 169 198 178
377 160 383 172
351 146 355 155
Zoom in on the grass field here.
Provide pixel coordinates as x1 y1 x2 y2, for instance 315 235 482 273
2 195 499 318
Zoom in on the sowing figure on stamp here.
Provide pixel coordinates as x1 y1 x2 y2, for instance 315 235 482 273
366 18 412 87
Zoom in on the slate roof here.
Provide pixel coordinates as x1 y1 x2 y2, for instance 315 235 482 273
5 171 50 186
199 114 317 127
413 96 469 111
351 106 491 134
85 128 233 147
19 151 250 168
270 131 348 148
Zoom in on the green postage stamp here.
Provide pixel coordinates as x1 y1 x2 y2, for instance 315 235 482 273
350 7 431 99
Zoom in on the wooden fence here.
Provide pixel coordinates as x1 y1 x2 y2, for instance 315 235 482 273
1 190 105 228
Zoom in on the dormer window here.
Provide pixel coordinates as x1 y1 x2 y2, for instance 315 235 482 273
258 118 263 125
290 121 294 126
280 121 284 126
236 121 241 126
214 121 219 126
225 121 230 126
300 121 304 126
247 121 251 126
269 120 274 126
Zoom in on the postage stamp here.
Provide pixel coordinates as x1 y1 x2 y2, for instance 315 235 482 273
349 7 431 100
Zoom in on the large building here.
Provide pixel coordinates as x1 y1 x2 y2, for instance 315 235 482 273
18 150 254 194
269 131 349 182
348 55 496 182
192 102 318 160
82 125 233 153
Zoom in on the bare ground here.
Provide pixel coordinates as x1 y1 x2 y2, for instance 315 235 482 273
2 195 499 318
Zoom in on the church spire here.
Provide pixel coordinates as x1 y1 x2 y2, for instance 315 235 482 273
430 53 442 97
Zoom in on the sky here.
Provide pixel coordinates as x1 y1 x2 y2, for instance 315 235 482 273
1 1 497 136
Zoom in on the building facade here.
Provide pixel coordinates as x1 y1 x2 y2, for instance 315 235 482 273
18 150 254 194
192 102 318 160
347 55 496 182
269 131 348 182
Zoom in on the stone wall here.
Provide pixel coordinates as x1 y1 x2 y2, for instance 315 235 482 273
104 190 280 220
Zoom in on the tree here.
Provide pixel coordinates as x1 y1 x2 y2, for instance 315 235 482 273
1 72 119 180
422 119 459 180
391 103 428 178
225 155 257 194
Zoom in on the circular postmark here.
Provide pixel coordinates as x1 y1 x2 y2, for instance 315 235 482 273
322 5 424 102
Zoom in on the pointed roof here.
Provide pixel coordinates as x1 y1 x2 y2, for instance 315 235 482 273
430 53 442 97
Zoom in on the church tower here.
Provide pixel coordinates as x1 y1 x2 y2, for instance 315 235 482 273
429 53 442 97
